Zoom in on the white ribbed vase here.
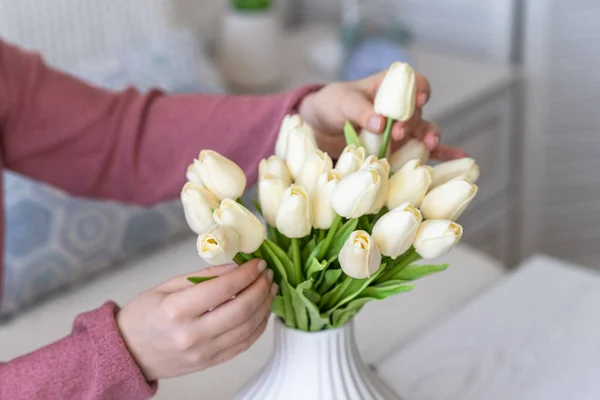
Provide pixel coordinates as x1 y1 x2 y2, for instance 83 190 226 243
234 319 402 400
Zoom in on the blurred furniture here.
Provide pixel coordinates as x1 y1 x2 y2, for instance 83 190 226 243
520 0 600 269
378 255 600 400
281 27 519 267
0 240 505 400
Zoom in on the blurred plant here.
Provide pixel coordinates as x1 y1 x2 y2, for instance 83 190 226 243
231 0 272 11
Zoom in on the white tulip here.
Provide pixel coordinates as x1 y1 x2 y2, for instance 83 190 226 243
360 156 390 214
413 219 463 259
193 150 247 200
275 114 304 159
196 225 240 265
387 159 433 209
420 177 478 221
339 230 381 279
186 163 203 186
312 170 343 229
214 198 266 253
284 124 318 179
276 184 313 238
258 176 288 226
332 169 383 218
259 156 292 185
390 139 430 173
359 129 390 158
335 144 366 177
432 157 480 188
296 150 333 193
372 202 422 259
374 62 417 122
181 182 220 234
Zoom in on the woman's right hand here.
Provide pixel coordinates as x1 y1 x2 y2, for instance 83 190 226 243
116 259 277 381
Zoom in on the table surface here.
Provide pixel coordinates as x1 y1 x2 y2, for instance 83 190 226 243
377 255 600 400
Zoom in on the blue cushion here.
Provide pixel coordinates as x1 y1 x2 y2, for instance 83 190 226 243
1 29 223 317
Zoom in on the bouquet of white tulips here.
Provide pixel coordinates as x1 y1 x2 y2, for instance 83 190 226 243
181 62 480 332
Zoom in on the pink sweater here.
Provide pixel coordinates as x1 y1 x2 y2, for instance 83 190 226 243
0 39 319 399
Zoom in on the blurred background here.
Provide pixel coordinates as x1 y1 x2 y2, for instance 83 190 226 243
0 0 598 314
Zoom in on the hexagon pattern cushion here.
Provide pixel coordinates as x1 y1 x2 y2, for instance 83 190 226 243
1 29 222 318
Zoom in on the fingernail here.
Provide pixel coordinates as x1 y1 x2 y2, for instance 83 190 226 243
368 116 382 132
267 269 274 282
427 135 439 149
257 260 267 273
271 283 279 296
418 93 428 106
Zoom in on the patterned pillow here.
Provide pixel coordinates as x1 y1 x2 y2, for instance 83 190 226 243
1 29 224 317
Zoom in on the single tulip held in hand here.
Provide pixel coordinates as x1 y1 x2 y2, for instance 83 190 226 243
374 62 417 122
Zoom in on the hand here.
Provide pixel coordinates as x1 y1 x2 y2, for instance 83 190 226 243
116 259 277 381
299 70 467 161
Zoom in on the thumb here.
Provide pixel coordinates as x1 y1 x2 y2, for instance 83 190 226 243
340 90 386 134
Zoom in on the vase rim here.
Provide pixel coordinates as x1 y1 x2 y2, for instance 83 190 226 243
274 317 353 336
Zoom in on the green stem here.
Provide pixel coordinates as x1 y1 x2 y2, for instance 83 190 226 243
291 238 302 286
378 117 395 159
233 253 247 265
317 215 343 260
376 248 421 282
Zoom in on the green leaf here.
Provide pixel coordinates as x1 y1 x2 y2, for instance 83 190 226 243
326 218 359 260
281 280 296 328
296 280 329 331
360 281 415 300
320 263 387 312
283 279 308 331
187 276 215 284
388 264 448 281
317 269 343 294
302 237 317 264
306 257 328 280
261 242 289 283
303 289 321 304
316 215 343 260
375 248 421 283
331 297 372 328
344 121 362 147
272 295 286 319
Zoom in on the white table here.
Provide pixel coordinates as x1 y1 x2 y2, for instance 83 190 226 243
378 255 600 400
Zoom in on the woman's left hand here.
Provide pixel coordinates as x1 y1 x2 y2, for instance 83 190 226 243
299 70 468 161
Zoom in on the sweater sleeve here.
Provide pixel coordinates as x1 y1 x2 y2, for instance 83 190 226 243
0 39 321 206
0 302 157 400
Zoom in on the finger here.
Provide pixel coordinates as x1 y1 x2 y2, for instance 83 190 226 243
413 120 440 150
392 108 422 141
207 314 271 367
164 259 267 317
198 269 274 337
207 284 276 355
157 263 239 293
415 74 431 107
341 90 385 133
430 145 469 161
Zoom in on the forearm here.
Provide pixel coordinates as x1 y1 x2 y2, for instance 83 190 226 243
0 39 320 206
0 302 155 400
